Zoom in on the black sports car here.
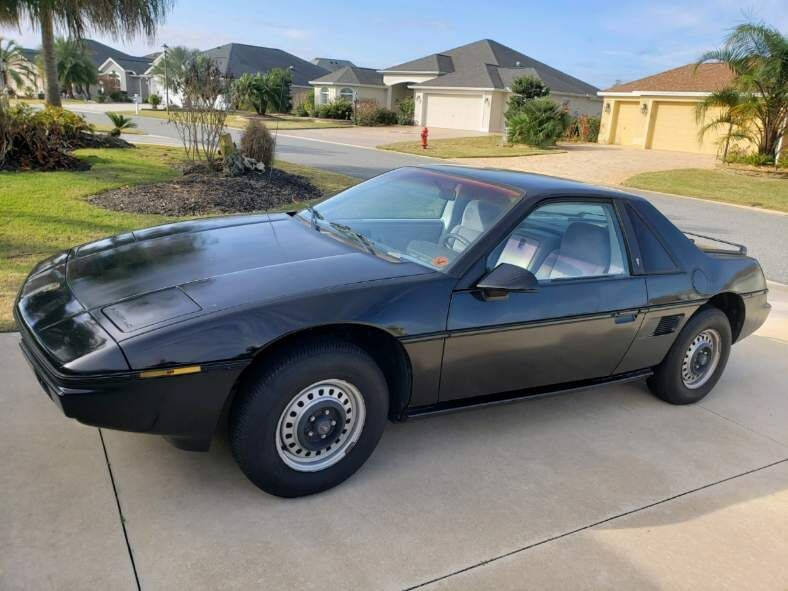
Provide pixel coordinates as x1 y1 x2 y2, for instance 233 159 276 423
16 166 770 497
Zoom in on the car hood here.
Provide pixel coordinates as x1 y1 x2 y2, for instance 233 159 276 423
20 214 432 341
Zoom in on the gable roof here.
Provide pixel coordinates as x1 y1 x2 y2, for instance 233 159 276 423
82 39 152 71
604 63 735 93
383 39 598 95
202 43 328 86
311 65 384 86
312 57 355 72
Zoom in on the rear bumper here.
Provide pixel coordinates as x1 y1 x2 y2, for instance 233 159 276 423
738 289 771 342
18 334 247 451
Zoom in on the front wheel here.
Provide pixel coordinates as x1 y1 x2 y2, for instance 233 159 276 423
230 340 389 497
647 307 732 404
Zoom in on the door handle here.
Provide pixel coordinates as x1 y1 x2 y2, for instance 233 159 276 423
613 312 637 324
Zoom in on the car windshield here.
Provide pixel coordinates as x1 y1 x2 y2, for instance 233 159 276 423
298 168 522 272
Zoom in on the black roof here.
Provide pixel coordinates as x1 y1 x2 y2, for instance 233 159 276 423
202 43 329 86
420 164 644 201
384 39 598 95
312 57 355 72
19 39 153 74
311 66 384 86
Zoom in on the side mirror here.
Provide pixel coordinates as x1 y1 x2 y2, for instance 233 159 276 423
477 263 539 299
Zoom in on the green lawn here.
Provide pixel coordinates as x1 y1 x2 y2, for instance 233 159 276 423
624 168 788 213
91 123 146 135
125 109 354 130
0 145 357 331
378 135 558 159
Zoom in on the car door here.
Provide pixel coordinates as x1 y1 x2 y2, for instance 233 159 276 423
439 199 647 401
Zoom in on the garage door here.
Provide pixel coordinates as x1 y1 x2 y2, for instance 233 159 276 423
425 94 482 130
650 101 715 153
612 101 641 146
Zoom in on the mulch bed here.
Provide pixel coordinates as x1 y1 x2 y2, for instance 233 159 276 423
88 167 323 216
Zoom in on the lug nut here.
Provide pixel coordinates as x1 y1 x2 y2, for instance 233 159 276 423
330 420 336 426
308 431 314 437
320 434 326 439
324 409 330 415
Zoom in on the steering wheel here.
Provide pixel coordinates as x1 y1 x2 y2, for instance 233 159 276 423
441 231 472 251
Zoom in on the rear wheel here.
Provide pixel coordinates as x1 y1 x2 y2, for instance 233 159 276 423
231 340 388 497
647 307 732 404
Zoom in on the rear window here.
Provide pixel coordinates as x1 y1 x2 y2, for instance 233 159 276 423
628 206 678 273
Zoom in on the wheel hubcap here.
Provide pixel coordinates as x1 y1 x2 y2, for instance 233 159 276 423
681 329 721 389
276 379 366 472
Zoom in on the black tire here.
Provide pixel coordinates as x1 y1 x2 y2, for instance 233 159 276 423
647 307 732 405
230 339 388 497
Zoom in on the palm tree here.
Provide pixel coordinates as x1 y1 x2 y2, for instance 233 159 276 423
698 22 787 159
53 38 97 99
695 88 757 163
0 37 35 92
105 111 137 136
149 45 198 93
0 1 173 107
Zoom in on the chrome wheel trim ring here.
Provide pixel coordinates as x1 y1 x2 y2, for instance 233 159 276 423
681 328 721 389
275 379 366 472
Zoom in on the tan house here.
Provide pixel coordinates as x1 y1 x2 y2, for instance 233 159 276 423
597 63 740 154
310 66 387 105
311 39 601 132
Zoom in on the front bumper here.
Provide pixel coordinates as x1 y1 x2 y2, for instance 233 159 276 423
17 320 248 451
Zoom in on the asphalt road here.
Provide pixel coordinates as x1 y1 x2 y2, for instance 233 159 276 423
77 109 788 283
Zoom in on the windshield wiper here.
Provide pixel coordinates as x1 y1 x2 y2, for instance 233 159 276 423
328 222 378 256
306 205 324 230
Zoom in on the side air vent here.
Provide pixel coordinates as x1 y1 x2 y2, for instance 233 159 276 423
653 314 684 336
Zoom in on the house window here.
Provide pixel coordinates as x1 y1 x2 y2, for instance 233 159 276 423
319 87 329 104
339 87 354 102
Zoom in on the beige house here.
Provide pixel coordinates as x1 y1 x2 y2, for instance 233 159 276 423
310 39 601 132
597 63 742 154
310 66 387 105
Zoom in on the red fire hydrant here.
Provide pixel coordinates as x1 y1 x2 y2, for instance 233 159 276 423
420 127 429 150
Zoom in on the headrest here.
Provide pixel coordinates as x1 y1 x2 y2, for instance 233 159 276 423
460 200 501 231
560 222 610 269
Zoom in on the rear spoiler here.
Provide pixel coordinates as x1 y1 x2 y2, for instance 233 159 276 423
683 231 747 255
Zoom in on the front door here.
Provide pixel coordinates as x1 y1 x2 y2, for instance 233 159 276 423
440 200 647 401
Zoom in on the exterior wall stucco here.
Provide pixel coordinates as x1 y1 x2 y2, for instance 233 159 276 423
598 95 756 155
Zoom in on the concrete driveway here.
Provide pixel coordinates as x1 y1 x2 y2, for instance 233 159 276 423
2 285 787 590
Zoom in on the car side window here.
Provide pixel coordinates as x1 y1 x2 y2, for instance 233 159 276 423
489 201 629 281
627 205 678 274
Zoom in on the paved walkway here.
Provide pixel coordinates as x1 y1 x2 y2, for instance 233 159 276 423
2 286 787 590
454 142 717 185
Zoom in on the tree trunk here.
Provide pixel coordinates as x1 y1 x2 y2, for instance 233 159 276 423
722 122 732 163
40 8 61 107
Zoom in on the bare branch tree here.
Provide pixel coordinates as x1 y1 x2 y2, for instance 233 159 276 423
169 56 234 164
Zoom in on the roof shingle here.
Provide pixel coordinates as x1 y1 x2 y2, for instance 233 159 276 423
605 63 735 93
201 43 328 86
382 39 598 95
311 66 383 86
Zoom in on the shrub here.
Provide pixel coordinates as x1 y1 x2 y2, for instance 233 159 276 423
562 114 601 142
96 93 107 104
318 99 353 120
149 94 162 110
109 90 130 102
355 100 398 126
293 89 314 117
727 150 786 168
506 98 569 147
239 119 275 168
105 112 137 136
36 92 44 100
397 97 415 125
0 102 92 171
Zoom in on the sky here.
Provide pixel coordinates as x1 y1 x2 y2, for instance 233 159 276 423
2 0 786 89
